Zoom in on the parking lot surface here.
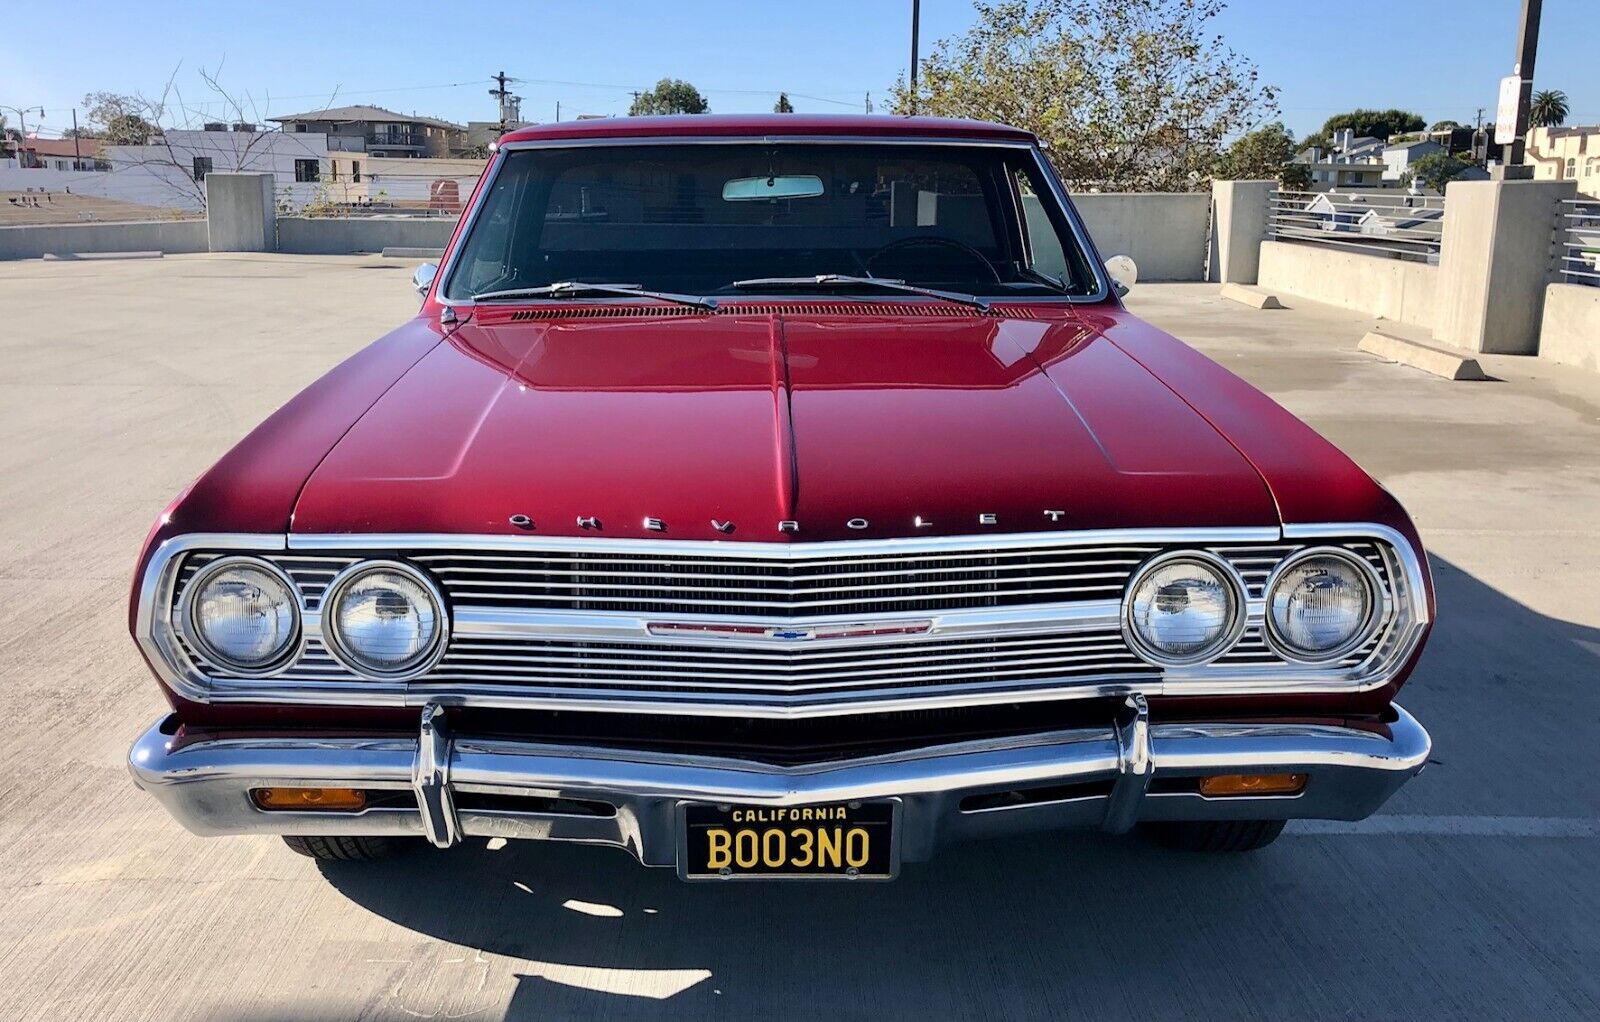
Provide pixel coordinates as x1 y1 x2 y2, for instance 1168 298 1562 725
2 254 1598 1021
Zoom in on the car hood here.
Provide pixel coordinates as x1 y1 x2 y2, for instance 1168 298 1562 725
289 305 1279 540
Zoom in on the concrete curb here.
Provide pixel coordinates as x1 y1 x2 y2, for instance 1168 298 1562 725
382 246 445 259
1219 283 1283 309
41 250 164 261
1357 329 1487 381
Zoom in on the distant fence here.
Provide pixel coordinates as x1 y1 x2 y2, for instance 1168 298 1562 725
1268 189 1445 263
294 169 482 219
1559 198 1600 287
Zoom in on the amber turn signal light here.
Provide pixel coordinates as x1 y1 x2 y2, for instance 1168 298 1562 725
1198 773 1307 797
252 787 367 812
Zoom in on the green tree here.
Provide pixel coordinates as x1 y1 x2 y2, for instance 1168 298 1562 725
629 79 710 116
1429 119 1464 132
1319 108 1425 141
774 92 795 113
889 0 1277 192
83 91 157 144
1279 162 1313 191
1217 121 1295 179
1401 151 1471 194
1530 89 1568 128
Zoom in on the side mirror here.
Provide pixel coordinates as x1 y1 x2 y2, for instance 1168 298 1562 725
412 262 439 298
1105 255 1138 298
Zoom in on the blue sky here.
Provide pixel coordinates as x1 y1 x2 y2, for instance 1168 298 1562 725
3 0 1594 140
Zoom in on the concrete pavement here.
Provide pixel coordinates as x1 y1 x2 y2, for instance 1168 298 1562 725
1 256 1597 1020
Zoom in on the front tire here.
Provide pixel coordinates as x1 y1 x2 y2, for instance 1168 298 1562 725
1142 819 1287 852
281 835 404 861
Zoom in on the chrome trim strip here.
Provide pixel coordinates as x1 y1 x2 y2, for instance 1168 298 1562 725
434 134 1111 309
286 527 1281 558
128 705 1432 865
451 600 1124 646
135 523 1430 714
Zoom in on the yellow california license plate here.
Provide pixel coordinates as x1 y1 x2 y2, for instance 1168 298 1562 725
679 801 898 880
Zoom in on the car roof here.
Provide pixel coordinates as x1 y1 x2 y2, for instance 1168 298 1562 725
497 113 1036 145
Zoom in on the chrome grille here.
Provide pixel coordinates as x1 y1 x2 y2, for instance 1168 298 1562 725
168 536 1409 713
424 629 1155 697
410 545 1161 615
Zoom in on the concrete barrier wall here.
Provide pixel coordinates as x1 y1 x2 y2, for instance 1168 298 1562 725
1072 193 1210 281
1538 283 1600 371
1258 240 1438 328
276 217 457 255
0 220 207 260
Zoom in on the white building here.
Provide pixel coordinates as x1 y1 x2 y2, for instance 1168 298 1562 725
101 129 351 211
1292 130 1393 189
1382 138 1445 182
0 129 364 214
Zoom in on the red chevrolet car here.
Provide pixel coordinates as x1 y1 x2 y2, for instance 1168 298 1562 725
128 115 1431 880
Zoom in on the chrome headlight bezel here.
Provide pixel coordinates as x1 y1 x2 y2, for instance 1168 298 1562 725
1263 546 1383 664
177 555 303 676
321 559 450 681
1121 550 1248 668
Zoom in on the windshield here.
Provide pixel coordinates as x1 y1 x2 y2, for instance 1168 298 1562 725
442 143 1101 301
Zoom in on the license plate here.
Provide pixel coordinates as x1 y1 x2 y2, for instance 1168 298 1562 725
679 800 898 880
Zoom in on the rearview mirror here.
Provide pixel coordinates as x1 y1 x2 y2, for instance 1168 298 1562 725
412 262 438 298
1105 255 1138 297
722 175 825 202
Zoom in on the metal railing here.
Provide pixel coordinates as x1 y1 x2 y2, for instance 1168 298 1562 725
291 170 480 218
367 131 424 149
1558 198 1600 287
1268 189 1446 262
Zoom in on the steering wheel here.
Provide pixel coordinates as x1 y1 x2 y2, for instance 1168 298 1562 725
865 236 1002 283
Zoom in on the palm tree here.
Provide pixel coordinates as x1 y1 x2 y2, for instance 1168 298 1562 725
1529 90 1569 129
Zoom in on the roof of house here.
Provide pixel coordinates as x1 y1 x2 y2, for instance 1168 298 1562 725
1533 124 1600 139
4 136 102 159
1385 138 1444 153
268 105 464 131
497 114 1035 145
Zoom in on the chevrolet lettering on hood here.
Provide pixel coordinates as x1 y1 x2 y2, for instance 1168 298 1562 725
512 511 1055 534
126 113 1433 883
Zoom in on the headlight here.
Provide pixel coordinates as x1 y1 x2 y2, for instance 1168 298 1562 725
324 561 446 678
1123 552 1244 666
187 557 300 673
1266 549 1379 662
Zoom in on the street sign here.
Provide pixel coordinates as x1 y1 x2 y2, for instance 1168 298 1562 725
1495 74 1522 144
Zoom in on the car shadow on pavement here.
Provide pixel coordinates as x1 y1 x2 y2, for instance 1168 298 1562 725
309 554 1600 1020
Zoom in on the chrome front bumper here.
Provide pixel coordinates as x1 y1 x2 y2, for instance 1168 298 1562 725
128 699 1430 868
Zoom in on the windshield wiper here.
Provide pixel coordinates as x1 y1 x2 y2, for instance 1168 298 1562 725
472 281 718 310
729 274 990 312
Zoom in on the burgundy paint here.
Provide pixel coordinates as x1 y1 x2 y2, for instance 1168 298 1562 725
131 114 1433 728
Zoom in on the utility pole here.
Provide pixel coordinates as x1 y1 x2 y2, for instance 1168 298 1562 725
1501 0 1543 170
71 109 82 168
909 0 921 114
489 71 512 133
865 92 873 115
555 101 561 123
2 104 45 168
